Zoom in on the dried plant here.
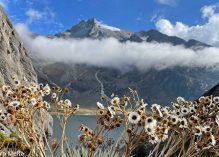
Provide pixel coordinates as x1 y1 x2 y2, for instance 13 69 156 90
0 77 79 157
78 89 219 157
1 77 219 157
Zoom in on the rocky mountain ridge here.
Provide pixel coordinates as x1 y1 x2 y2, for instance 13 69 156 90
55 18 210 48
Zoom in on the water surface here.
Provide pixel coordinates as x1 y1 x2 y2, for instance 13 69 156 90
52 115 123 145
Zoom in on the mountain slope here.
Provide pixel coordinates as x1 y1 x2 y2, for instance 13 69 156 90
203 83 219 97
35 62 219 106
130 30 210 48
0 6 37 85
33 18 218 107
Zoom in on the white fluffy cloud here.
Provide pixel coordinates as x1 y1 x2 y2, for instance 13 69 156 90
201 5 216 18
26 9 43 20
15 23 219 71
25 8 55 24
156 4 219 47
155 0 177 6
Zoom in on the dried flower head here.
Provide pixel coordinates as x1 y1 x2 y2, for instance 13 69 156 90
127 112 141 124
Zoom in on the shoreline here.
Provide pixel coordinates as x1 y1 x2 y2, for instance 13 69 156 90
49 107 98 116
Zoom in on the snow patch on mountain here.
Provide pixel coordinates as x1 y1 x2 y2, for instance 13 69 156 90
96 21 121 31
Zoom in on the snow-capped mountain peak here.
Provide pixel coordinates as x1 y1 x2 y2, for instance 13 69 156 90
55 18 131 40
78 18 120 31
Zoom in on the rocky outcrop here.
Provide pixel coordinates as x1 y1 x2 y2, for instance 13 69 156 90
0 6 37 86
0 6 52 144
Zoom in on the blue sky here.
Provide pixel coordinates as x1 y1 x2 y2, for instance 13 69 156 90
1 0 218 35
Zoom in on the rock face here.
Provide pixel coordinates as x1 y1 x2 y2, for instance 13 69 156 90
0 6 37 86
0 6 52 141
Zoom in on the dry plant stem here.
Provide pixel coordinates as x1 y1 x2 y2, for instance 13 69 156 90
215 150 219 156
17 127 30 148
52 106 66 156
122 128 132 157
158 132 174 157
182 145 196 157
30 128 45 157
155 142 161 157
181 136 193 157
95 125 105 137
64 138 73 157
61 116 68 157
88 149 94 157
30 115 46 157
178 132 187 157
39 111 55 157
112 128 126 157
122 142 131 157
148 142 160 157
182 138 197 157
164 138 182 157
19 123 45 157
